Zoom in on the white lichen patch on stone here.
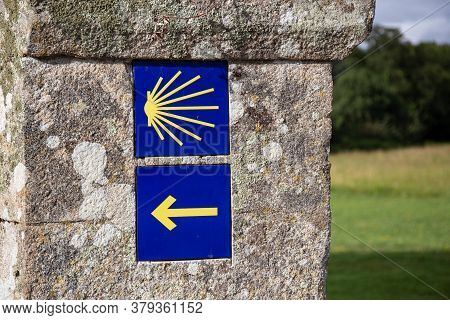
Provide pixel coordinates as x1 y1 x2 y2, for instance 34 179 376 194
186 263 199 276
70 228 88 249
245 132 258 146
93 224 120 247
5 94 12 111
72 142 107 183
1 207 8 220
0 222 18 299
15 209 23 220
105 184 135 230
312 111 320 121
39 121 52 132
78 187 107 220
237 288 249 299
279 8 295 29
71 141 136 224
120 139 133 157
247 162 258 172
277 124 289 134
278 38 301 58
9 163 27 193
230 100 244 125
262 141 283 162
0 88 12 134
191 41 222 59
72 142 108 195
229 82 244 125
105 120 117 137
0 87 5 133
46 136 60 149
275 118 289 134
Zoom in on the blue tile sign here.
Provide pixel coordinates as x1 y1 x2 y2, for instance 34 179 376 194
136 164 232 261
133 61 230 157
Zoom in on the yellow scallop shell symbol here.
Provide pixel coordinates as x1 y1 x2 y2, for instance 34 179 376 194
144 71 218 146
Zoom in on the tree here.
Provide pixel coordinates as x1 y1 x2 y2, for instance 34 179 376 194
331 26 450 151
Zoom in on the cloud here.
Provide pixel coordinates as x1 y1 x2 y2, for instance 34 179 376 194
374 0 450 44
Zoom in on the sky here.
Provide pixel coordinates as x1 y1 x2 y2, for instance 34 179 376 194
374 0 450 44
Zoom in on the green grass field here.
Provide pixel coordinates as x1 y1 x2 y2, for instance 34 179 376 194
327 144 450 299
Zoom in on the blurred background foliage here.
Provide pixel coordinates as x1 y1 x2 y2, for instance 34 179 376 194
328 26 449 299
332 26 450 151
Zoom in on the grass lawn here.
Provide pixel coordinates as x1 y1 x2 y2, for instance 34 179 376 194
327 144 450 299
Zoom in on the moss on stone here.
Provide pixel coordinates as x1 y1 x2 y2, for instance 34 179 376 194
0 18 18 93
3 0 19 22
23 0 375 59
31 0 137 54
0 1 24 196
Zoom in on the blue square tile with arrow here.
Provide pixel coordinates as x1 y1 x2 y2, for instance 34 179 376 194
136 164 232 261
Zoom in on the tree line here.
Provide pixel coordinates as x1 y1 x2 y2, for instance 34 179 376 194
332 26 450 151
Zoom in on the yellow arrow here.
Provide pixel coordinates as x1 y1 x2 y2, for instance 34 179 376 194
151 195 218 231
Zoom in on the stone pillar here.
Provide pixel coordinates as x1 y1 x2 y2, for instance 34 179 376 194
1 1 374 299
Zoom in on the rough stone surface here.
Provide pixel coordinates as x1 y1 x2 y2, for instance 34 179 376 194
0 222 21 299
4 58 331 299
0 0 26 224
0 0 27 299
19 0 375 60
